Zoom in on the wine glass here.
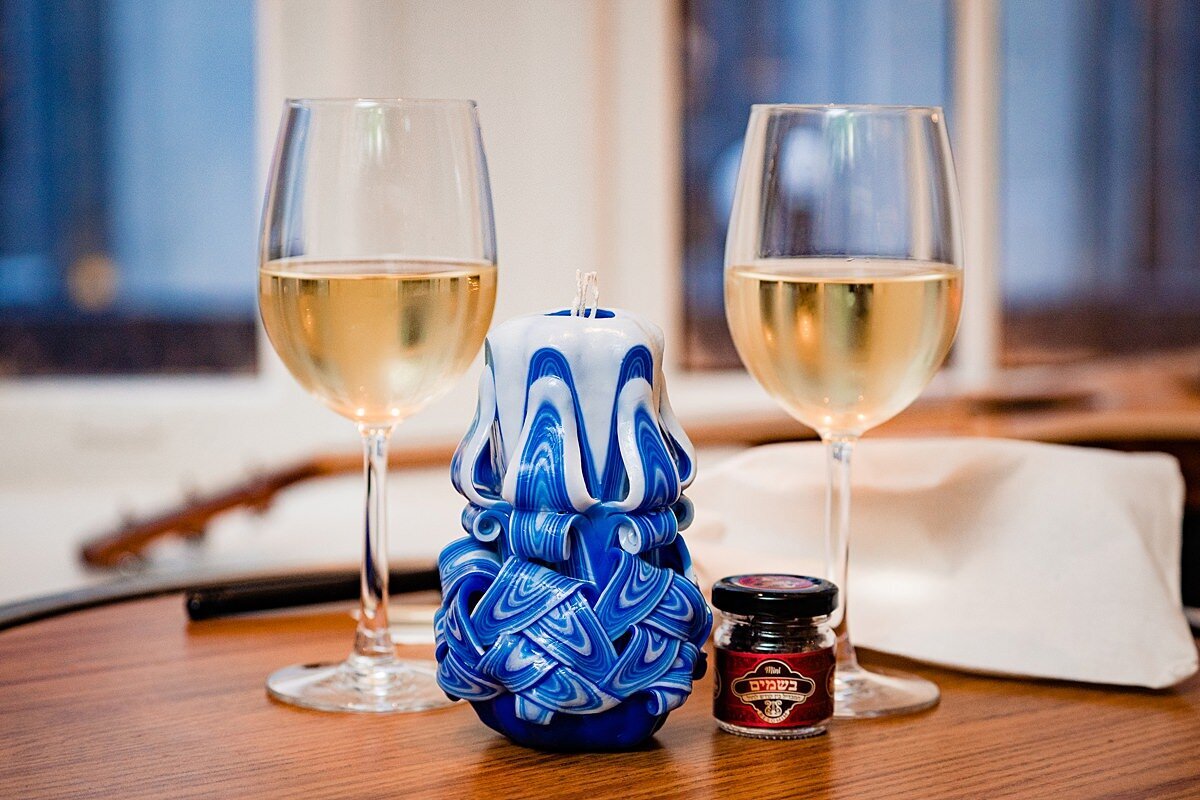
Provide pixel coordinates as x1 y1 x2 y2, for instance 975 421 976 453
258 99 497 712
724 105 962 717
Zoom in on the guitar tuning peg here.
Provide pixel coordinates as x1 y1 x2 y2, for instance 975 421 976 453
180 525 207 542
247 497 273 515
115 551 146 574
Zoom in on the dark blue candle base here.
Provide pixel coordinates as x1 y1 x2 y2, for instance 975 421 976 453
471 695 670 752
437 335 712 752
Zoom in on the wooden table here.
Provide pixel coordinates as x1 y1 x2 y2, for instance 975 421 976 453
2 596 1198 799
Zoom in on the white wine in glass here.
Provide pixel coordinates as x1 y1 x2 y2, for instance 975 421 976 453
726 258 961 436
725 105 963 718
259 258 498 424
258 99 497 713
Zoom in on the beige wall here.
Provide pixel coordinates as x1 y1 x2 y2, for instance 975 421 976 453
260 0 679 332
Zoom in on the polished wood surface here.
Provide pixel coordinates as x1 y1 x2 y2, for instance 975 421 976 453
1 596 1197 799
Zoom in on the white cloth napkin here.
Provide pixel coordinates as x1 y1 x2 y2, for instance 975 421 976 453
687 438 1198 689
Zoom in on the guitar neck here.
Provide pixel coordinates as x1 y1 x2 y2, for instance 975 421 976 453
80 444 455 568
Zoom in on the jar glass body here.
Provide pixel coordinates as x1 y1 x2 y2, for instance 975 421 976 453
713 612 836 739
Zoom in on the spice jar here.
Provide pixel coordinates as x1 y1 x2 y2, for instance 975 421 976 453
711 574 838 739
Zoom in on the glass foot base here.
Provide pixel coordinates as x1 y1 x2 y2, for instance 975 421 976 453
833 663 940 718
267 656 453 713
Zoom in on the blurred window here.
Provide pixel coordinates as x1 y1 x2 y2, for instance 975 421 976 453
682 0 1200 370
1001 0 1200 364
681 0 951 369
0 0 257 376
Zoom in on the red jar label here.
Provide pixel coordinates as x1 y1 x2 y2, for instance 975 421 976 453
714 648 835 728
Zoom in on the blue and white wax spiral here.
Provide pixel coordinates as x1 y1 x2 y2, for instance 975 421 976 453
436 307 711 737
452 308 695 515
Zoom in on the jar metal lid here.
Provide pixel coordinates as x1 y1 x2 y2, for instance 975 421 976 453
711 574 838 618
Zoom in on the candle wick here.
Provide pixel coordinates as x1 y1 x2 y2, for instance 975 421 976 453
571 270 600 318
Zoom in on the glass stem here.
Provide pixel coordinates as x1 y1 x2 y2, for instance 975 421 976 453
355 425 395 662
824 434 860 675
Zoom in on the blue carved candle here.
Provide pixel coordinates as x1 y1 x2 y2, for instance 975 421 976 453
434 300 712 751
